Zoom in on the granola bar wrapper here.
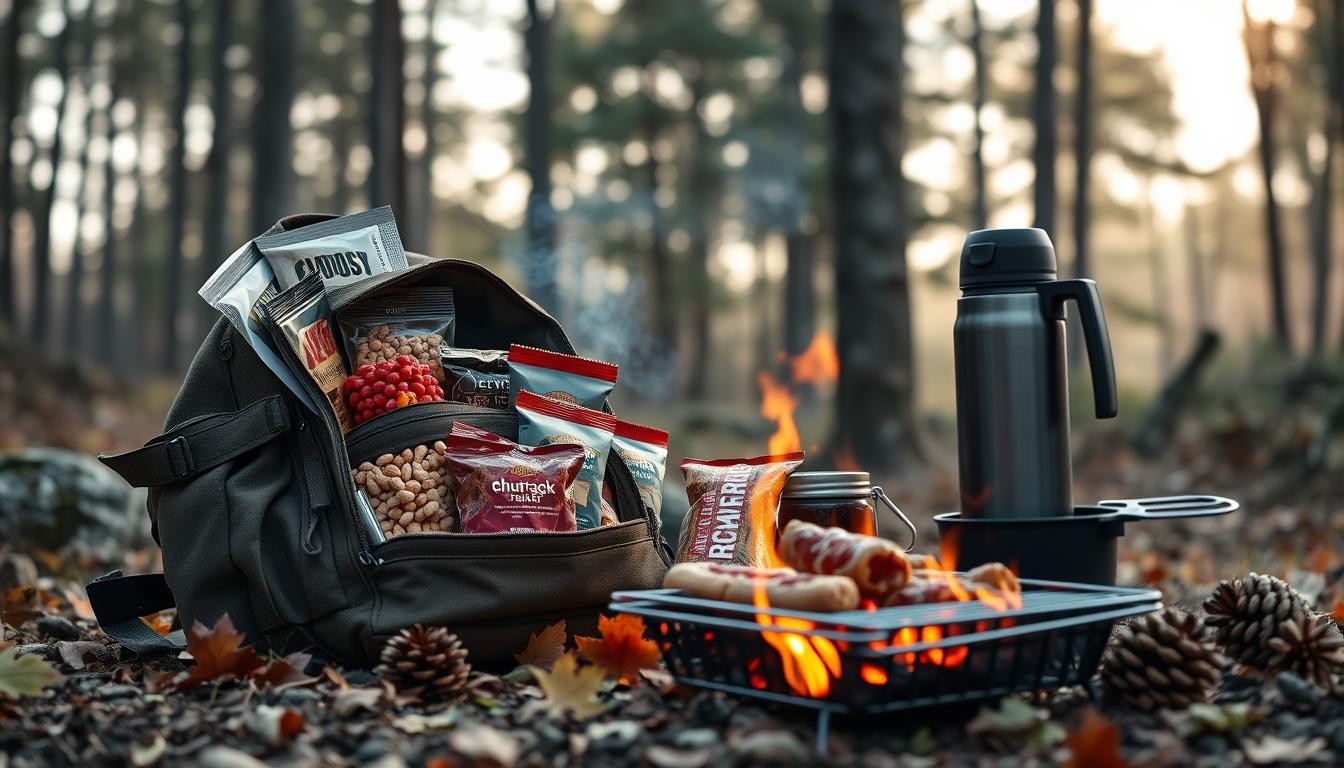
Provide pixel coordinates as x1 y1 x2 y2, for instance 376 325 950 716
507 344 617 410
675 452 805 567
263 271 355 433
443 422 584 533
612 420 669 521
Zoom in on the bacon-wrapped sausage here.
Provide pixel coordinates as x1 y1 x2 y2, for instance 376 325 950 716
664 562 860 612
778 520 913 600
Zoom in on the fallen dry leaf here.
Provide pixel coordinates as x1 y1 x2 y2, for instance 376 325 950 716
530 651 607 720
0 644 62 698
575 614 661 685
1242 735 1329 765
252 652 315 689
514 620 567 670
243 705 305 747
331 687 385 717
173 614 264 692
142 612 174 636
1063 708 1128 768
55 640 111 670
129 734 167 767
61 588 95 621
450 723 521 767
393 708 460 734
1 587 58 628
321 665 350 691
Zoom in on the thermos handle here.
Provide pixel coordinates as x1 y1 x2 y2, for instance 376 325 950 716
1038 279 1118 419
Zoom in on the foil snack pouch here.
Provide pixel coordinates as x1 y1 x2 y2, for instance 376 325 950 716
264 272 355 433
441 348 510 409
515 389 617 530
443 422 585 533
507 344 617 410
198 241 322 415
256 206 408 291
676 452 805 567
612 420 669 521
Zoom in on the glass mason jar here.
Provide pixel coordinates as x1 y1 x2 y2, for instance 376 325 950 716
778 471 917 550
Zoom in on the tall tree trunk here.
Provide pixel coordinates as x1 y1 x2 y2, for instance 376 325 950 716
641 117 673 350
251 0 295 234
780 8 814 356
1032 0 1056 234
1068 0 1092 366
63 15 97 358
0 0 28 335
969 0 988 230
131 116 152 370
1145 177 1173 375
1243 6 1292 353
829 0 920 470
200 0 233 341
164 0 190 372
685 79 716 400
419 0 442 252
332 101 353 215
1185 203 1209 330
368 0 407 218
523 0 557 312
98 77 119 369
1310 132 1333 354
31 2 74 348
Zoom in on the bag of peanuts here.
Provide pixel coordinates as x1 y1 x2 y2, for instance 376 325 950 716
352 442 457 539
339 287 456 384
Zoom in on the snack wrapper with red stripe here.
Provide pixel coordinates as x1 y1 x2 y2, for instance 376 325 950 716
613 420 669 521
507 344 618 410
515 389 617 530
675 452 805 567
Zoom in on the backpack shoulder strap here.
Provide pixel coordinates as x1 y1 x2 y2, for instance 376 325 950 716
98 395 290 487
86 571 186 657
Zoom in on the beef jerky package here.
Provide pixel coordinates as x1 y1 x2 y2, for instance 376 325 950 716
339 287 456 382
198 241 322 415
676 452 805 567
612 420 669 521
507 344 617 410
441 348 510 409
515 389 617 530
443 422 585 534
256 206 408 291
263 272 355 433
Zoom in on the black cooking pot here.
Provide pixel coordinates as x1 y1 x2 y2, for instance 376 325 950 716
933 495 1238 585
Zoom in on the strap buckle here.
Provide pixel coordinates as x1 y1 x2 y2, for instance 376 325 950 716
165 436 193 478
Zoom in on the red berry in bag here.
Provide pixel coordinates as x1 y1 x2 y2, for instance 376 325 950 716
343 357 446 426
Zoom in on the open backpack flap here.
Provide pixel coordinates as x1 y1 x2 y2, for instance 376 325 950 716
93 213 672 665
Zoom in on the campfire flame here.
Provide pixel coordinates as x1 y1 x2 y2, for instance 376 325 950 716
759 332 839 455
752 579 842 698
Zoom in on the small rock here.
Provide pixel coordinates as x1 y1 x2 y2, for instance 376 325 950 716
343 668 379 686
673 728 719 750
355 741 391 763
1275 673 1322 707
93 684 139 701
278 687 323 705
690 693 733 725
731 730 811 764
587 720 642 752
1325 720 1344 753
533 721 567 753
1192 734 1229 757
35 615 80 641
0 552 38 590
197 746 268 768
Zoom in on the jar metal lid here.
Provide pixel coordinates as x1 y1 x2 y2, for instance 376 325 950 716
781 471 872 499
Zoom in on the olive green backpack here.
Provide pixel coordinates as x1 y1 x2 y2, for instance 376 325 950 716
90 214 670 666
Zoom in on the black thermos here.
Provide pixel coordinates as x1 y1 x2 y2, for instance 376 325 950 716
954 228 1118 519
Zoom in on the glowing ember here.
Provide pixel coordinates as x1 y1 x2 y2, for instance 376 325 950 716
860 664 888 685
753 579 841 698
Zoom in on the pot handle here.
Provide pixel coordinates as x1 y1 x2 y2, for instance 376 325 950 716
871 486 918 552
1094 494 1238 521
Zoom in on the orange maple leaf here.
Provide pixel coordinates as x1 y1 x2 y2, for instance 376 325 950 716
173 614 264 692
142 612 175 636
253 652 316 688
515 620 567 670
1064 708 1129 768
575 614 661 685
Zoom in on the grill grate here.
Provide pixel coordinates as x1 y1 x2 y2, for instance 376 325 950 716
612 579 1160 718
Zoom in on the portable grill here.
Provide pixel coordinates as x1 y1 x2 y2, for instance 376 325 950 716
612 579 1160 747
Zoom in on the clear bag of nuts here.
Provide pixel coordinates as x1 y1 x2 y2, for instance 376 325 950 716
339 287 456 384
352 442 458 538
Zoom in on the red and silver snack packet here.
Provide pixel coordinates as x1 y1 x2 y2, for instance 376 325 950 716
443 422 584 534
507 344 618 410
675 452 805 567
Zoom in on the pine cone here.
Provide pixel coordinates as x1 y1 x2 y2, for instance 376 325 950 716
376 624 471 701
1266 612 1344 691
1102 608 1223 711
1203 572 1310 669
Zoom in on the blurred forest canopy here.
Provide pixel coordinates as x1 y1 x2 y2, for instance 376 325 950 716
2 0 1344 469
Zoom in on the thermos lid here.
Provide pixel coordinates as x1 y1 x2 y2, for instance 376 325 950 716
959 228 1058 289
782 471 872 499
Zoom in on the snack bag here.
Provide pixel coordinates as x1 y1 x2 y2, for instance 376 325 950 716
441 348 510 409
507 344 617 410
676 452 805 567
443 422 584 533
256 206 408 290
339 287 456 383
263 272 355 433
515 389 617 530
612 420 669 521
198 242 322 415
